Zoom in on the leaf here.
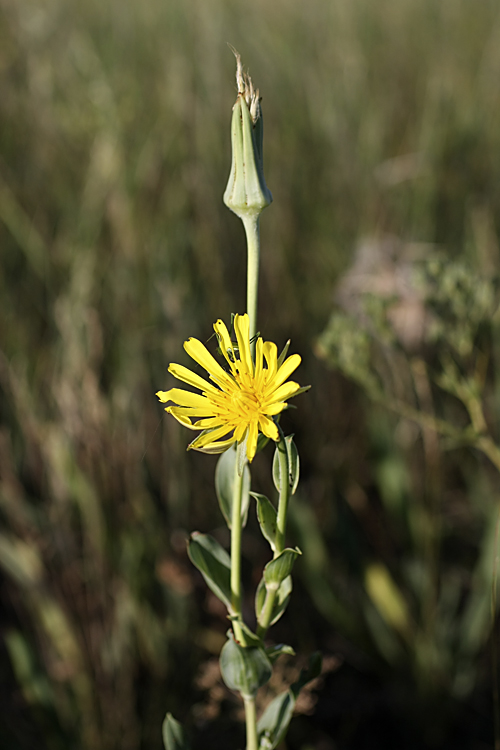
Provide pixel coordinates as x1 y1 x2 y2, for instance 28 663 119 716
252 492 277 551
272 436 300 495
257 652 322 750
257 691 295 750
255 575 293 626
265 643 295 663
220 631 272 698
264 548 301 588
215 446 251 529
162 713 190 750
187 533 232 611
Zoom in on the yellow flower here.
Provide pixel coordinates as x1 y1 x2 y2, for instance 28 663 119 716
156 314 305 462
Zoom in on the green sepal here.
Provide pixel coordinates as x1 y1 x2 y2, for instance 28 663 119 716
162 713 190 750
228 617 262 648
187 533 232 611
277 340 291 368
257 652 322 750
215 446 251 529
264 548 302 588
272 436 300 495
251 492 277 552
255 575 293 626
220 630 272 698
265 643 295 663
237 434 248 477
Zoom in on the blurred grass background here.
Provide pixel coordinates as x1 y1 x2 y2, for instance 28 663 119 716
1 0 500 747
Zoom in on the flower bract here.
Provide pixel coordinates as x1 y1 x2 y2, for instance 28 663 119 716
156 314 305 462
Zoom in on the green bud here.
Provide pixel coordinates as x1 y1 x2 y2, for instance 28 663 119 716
223 49 272 219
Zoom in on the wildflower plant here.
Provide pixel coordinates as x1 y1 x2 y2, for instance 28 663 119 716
157 51 320 750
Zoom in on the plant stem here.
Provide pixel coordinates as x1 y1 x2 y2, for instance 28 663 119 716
243 695 258 750
230 456 245 643
242 214 260 355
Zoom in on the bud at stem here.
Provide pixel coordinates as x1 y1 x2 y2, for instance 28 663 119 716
223 49 272 220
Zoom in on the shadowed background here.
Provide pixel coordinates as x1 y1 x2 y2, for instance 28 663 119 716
1 0 500 748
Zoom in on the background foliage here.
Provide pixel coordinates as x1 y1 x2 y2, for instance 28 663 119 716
1 0 500 747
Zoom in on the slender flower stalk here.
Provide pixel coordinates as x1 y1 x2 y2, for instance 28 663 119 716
243 214 260 352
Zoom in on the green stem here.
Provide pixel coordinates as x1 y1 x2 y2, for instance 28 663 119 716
257 432 290 639
242 214 260 355
243 695 258 750
230 454 245 643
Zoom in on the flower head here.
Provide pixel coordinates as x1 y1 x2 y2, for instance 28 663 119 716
157 314 305 462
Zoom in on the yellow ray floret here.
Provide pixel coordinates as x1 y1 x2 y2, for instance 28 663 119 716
156 314 306 462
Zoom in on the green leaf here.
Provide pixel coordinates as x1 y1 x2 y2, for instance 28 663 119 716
220 631 272 698
162 713 190 750
257 652 322 750
257 691 295 750
264 548 301 588
265 643 295 663
187 533 232 611
252 492 277 551
215 446 251 529
272 436 300 495
255 575 293 626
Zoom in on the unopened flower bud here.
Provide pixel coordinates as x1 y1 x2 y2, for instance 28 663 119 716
223 49 273 219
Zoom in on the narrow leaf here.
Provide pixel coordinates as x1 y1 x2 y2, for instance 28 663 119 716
215 446 251 528
162 713 190 750
272 436 300 495
265 643 295 663
187 533 232 610
252 492 277 551
257 691 295 750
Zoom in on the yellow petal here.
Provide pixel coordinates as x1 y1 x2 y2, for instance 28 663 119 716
213 319 237 373
184 337 233 387
263 402 285 416
190 437 237 455
156 390 170 403
268 353 301 391
193 416 226 429
168 363 219 394
266 381 300 404
234 314 253 377
165 388 213 409
262 341 278 381
234 421 248 443
254 337 264 387
246 420 259 462
166 408 199 430
189 424 234 449
258 414 279 441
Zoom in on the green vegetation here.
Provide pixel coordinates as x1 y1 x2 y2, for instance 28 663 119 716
1 0 500 748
